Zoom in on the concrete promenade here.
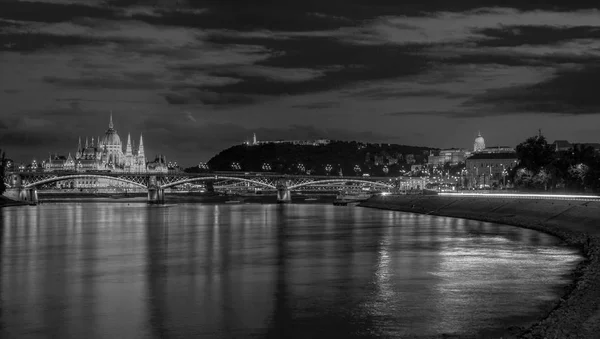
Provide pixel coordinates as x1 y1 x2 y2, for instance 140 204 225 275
360 195 600 338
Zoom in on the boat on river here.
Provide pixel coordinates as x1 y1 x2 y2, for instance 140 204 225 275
333 191 373 206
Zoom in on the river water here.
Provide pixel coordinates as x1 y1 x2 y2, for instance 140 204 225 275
1 203 582 338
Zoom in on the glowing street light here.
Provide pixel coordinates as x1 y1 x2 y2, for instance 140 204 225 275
325 164 332 175
262 162 271 171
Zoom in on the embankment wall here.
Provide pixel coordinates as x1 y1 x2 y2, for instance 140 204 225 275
361 195 600 338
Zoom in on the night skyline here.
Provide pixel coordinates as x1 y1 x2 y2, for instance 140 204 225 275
2 0 600 165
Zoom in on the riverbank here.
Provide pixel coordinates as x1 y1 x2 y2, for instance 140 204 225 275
360 195 600 338
0 195 30 207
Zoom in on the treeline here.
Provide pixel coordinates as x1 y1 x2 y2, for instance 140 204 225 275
0 149 6 194
512 135 600 192
186 141 435 176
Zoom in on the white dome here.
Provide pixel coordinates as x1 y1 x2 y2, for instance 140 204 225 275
474 132 485 151
102 129 121 145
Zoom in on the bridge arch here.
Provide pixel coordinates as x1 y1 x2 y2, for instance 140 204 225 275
160 176 277 189
24 174 147 189
288 178 393 190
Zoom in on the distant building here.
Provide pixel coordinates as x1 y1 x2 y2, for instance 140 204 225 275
428 148 468 166
552 140 572 152
405 154 415 164
43 115 149 173
474 131 486 152
465 152 518 188
552 140 600 154
245 133 331 146
480 146 515 153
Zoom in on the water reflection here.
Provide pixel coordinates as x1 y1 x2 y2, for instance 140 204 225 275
1 203 582 339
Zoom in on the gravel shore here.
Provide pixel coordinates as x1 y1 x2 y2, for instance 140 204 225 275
360 195 600 339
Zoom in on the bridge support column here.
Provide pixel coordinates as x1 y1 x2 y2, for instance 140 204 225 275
17 188 38 204
147 187 165 204
276 180 291 203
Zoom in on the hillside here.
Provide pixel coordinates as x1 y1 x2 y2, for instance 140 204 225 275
188 141 435 176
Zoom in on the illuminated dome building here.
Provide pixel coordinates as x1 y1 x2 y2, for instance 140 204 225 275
44 114 148 173
474 131 486 152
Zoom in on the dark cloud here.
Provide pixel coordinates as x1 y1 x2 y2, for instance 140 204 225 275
475 25 600 48
431 51 599 68
0 33 116 52
292 101 341 109
351 87 468 100
0 1 117 23
201 36 429 97
465 65 600 115
43 75 166 90
163 90 260 106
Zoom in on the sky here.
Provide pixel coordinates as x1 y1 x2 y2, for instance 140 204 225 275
1 0 600 165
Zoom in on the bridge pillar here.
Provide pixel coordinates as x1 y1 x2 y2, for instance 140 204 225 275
276 180 291 204
9 174 22 188
147 187 165 204
15 187 38 204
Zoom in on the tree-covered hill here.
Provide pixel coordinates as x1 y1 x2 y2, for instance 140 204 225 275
187 141 435 176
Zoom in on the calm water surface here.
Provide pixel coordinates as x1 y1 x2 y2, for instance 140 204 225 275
1 203 582 338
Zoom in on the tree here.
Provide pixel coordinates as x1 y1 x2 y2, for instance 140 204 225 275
515 134 555 174
0 149 6 195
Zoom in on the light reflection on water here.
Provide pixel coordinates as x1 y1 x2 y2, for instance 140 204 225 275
1 203 582 338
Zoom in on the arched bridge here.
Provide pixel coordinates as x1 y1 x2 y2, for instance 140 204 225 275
3 171 395 204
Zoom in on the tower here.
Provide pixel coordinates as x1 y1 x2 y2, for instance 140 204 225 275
136 133 146 171
76 137 82 159
125 133 133 156
253 133 257 145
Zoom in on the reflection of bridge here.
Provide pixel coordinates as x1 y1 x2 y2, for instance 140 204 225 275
3 171 395 204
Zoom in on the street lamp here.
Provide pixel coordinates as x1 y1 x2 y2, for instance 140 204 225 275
325 164 332 175
383 165 389 175
262 162 271 171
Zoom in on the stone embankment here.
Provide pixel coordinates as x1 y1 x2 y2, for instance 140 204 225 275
360 195 600 339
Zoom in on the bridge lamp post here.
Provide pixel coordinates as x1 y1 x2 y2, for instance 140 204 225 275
231 162 241 171
262 163 271 171
297 163 305 174
325 164 332 176
383 165 389 175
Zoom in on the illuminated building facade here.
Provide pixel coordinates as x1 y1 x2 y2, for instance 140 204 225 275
43 115 150 173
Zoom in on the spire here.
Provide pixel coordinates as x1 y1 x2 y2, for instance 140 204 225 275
478 131 481 137
253 132 257 145
125 133 133 156
85 137 89 148
109 112 114 129
138 133 145 158
91 137 94 146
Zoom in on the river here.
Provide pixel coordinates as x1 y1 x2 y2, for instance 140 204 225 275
0 203 582 338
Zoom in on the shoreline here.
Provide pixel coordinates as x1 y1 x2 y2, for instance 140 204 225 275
360 195 600 338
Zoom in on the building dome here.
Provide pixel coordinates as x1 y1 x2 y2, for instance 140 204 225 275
102 129 121 145
101 114 121 145
474 131 485 152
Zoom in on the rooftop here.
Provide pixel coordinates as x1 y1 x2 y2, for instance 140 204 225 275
467 152 517 160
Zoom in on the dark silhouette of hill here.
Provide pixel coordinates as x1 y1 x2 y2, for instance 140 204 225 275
186 141 435 176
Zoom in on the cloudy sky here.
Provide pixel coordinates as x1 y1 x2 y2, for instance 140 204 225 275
1 0 600 165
